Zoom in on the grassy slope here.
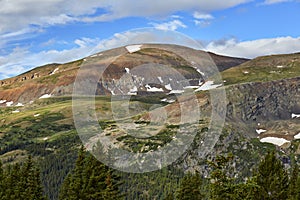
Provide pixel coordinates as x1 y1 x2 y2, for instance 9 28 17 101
221 52 300 85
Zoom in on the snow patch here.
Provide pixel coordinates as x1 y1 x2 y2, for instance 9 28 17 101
34 114 40 117
89 53 102 58
260 137 290 146
165 84 172 90
50 68 59 75
196 69 205 76
12 110 20 113
184 85 200 89
243 71 249 74
277 65 284 68
195 81 222 92
294 133 300 139
39 94 52 99
256 129 267 134
158 77 163 83
145 85 164 92
168 90 184 94
0 100 7 104
16 103 24 107
125 45 142 53
43 137 49 141
161 98 175 103
291 113 300 119
125 68 130 73
6 101 13 106
128 86 138 95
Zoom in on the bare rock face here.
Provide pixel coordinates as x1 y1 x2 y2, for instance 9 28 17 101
226 77 300 122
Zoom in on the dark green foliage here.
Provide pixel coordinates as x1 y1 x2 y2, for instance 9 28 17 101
117 166 184 200
255 151 289 200
208 153 236 200
59 147 123 200
0 156 47 200
288 163 300 200
176 172 204 200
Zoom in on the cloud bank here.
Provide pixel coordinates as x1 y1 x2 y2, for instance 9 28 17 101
0 0 250 34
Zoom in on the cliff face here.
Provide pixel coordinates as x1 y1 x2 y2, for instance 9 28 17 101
226 77 300 122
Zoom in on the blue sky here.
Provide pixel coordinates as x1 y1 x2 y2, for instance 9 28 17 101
0 0 300 79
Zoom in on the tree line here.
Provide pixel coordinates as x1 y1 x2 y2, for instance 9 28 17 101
0 150 299 199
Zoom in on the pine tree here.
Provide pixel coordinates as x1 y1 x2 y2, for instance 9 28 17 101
288 163 300 200
0 161 4 198
59 146 123 200
0 156 47 200
22 156 47 200
176 172 203 200
255 151 289 200
208 153 236 200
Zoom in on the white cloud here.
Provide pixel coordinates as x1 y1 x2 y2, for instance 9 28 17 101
0 37 101 79
205 36 300 58
150 20 187 31
261 0 292 5
194 20 212 27
193 12 214 27
0 0 250 34
193 12 214 20
0 29 204 79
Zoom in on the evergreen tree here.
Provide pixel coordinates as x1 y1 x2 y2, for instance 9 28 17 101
22 156 47 200
176 172 204 200
0 161 4 198
59 146 123 200
0 156 47 200
288 163 300 200
255 151 289 200
232 177 259 200
208 153 236 200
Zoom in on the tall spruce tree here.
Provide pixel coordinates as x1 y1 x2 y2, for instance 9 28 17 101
0 156 47 200
59 146 123 200
255 151 289 200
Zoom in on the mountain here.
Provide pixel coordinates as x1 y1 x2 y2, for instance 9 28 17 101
0 44 248 105
0 44 299 199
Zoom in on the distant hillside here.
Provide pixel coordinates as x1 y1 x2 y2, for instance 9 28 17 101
222 52 300 85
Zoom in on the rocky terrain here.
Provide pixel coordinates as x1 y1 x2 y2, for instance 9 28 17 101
0 44 299 198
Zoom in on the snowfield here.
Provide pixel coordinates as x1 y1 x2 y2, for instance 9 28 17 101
195 81 222 92
39 94 52 99
50 68 59 75
16 103 24 107
126 45 142 53
294 133 300 139
291 113 300 119
260 137 290 146
6 101 13 106
145 85 164 92
0 100 7 104
125 68 130 73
